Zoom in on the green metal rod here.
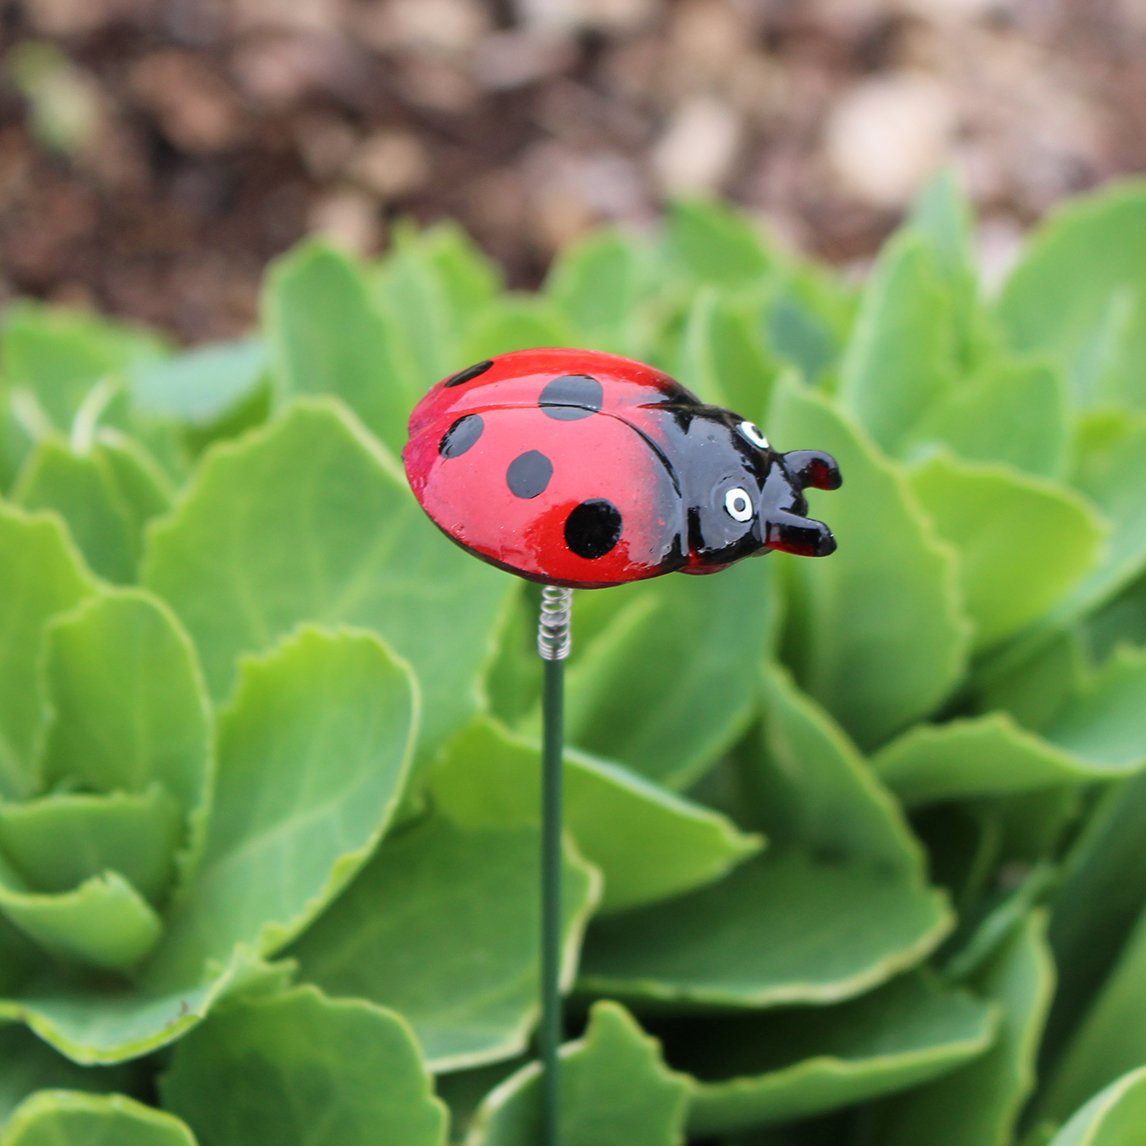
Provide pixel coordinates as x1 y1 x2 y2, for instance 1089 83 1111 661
537 584 571 1146
540 653 564 1146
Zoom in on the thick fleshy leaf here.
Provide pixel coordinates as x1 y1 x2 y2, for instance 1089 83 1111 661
908 454 1106 652
546 228 653 349
428 719 761 915
263 243 422 456
0 505 97 799
467 1002 689 1146
0 945 290 1064
836 233 955 453
0 1027 134 1125
39 590 211 823
413 222 503 332
457 297 576 365
856 911 1054 1146
663 199 773 286
141 399 511 764
150 626 416 987
904 359 1069 479
579 667 950 1008
872 711 1141 809
0 866 161 972
289 815 600 1071
997 184 1146 407
676 287 777 416
161 986 446 1146
1047 1066 1146 1146
770 380 970 749
129 336 267 427
13 435 170 583
3 1092 197 1146
681 973 997 1136
562 558 779 788
1047 770 1146 1060
1039 898 1146 1124
0 786 182 904
1 303 167 428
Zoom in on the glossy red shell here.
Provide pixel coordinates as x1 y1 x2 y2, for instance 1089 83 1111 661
403 347 840 588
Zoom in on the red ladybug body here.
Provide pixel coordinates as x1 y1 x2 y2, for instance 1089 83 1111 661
404 348 841 589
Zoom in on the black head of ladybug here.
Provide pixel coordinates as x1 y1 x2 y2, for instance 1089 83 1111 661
664 405 842 574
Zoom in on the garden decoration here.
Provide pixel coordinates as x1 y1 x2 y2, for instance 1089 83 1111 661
404 345 841 1144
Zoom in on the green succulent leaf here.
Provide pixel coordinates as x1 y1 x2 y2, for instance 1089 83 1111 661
997 183 1146 407
0 864 161 972
664 199 773 287
857 910 1054 1146
908 454 1106 652
39 590 211 832
682 972 997 1136
458 297 576 365
0 504 98 799
903 359 1069 479
151 626 416 987
428 718 761 915
264 242 423 457
1047 1066 1146 1146
771 379 970 749
289 814 600 1071
0 786 182 904
13 434 171 583
562 558 780 788
141 399 511 765
160 986 447 1146
836 233 956 453
3 1092 197 1146
467 1001 689 1146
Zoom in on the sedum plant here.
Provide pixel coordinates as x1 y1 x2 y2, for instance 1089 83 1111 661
1 176 1146 1144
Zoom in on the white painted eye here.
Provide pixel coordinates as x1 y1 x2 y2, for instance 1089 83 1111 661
738 421 770 450
724 487 753 522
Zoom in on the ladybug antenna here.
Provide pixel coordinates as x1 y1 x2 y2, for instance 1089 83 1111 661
785 449 843 492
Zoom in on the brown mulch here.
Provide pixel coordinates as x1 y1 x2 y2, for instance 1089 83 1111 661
1 0 1145 344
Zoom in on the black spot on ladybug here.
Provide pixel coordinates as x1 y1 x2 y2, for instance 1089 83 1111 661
540 374 604 420
439 414 484 458
444 359 494 388
506 450 554 499
565 499 622 559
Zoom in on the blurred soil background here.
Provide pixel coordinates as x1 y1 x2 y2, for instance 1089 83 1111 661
1 0 1145 343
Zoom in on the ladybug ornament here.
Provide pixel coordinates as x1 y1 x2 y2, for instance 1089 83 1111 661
404 348 841 589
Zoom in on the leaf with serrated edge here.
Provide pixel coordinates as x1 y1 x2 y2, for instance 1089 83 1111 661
771 378 970 750
856 910 1055 1146
141 399 511 766
39 590 212 838
578 667 950 1009
873 713 1138 809
263 243 422 457
683 972 997 1136
1047 1066 1146 1146
466 1002 689 1146
428 718 761 915
561 558 780 789
289 814 600 1071
161 986 447 1146
908 454 1106 652
998 182 1146 407
0 505 97 800
0 1027 134 1125
4 1091 197 1146
0 864 161 972
149 626 417 988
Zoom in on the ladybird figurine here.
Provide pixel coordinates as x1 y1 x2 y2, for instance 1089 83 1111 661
403 348 841 589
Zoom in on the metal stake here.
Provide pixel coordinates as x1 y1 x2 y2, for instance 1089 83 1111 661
537 584 572 1146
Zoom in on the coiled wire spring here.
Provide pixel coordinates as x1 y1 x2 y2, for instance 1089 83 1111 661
537 585 573 661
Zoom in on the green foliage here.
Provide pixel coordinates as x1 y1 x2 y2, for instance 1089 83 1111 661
2 186 1146 1143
